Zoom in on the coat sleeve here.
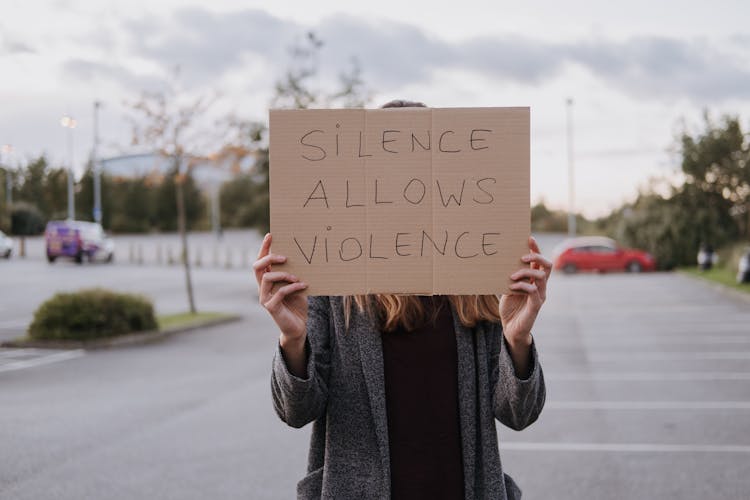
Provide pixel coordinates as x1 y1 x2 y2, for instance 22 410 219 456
270 295 332 428
489 321 546 431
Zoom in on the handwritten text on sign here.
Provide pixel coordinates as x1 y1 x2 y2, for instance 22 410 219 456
269 107 529 295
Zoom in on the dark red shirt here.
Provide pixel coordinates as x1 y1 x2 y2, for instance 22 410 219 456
381 296 465 500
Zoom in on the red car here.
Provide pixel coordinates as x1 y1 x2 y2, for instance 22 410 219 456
553 236 656 274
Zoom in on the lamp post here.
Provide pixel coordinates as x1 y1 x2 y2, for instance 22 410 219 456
566 98 576 237
1 144 12 208
61 115 77 220
93 101 102 224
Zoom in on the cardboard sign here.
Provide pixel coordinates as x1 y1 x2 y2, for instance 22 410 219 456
269 107 529 296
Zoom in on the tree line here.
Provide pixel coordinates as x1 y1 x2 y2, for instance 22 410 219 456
0 157 206 235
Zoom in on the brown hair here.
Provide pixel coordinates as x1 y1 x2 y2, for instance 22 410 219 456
342 99 503 332
344 295 502 332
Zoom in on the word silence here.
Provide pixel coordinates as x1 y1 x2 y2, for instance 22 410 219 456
269 107 530 295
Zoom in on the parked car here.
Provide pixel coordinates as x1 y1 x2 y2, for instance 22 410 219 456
738 247 750 284
553 236 656 274
45 220 114 264
0 230 12 258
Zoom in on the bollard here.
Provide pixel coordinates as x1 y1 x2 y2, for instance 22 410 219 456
137 244 144 265
129 243 134 264
195 247 202 267
167 246 174 266
225 248 232 269
156 244 163 265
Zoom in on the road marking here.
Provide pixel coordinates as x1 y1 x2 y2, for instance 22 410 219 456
546 401 750 410
569 325 750 334
549 371 750 381
0 348 54 359
0 349 85 373
502 442 750 453
543 336 750 346
547 351 750 361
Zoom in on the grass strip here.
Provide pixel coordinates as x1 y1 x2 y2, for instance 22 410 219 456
157 311 234 330
679 267 750 295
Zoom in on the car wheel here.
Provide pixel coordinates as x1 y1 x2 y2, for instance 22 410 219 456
74 251 83 264
3 249 10 259
626 261 642 273
562 263 578 274
47 255 56 263
106 252 114 263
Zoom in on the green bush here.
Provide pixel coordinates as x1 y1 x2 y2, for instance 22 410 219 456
28 289 158 341
10 202 45 236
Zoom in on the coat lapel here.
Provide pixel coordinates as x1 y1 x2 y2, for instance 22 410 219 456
355 315 391 490
450 300 478 500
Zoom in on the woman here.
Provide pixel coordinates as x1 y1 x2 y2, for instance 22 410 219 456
256 101 550 500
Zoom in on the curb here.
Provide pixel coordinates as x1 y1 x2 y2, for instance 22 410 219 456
0 315 242 351
677 271 750 306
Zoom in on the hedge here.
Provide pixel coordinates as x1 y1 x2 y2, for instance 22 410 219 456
28 289 158 341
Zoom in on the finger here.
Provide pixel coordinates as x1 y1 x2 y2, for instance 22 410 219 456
529 235 542 255
253 253 287 285
522 252 553 273
257 233 271 259
509 281 544 307
263 281 308 313
262 271 299 283
510 268 546 282
260 271 298 301
509 281 538 295
253 253 287 272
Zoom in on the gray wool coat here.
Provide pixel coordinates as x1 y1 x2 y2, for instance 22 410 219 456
271 295 546 500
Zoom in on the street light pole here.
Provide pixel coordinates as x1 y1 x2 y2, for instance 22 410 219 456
1 144 12 208
566 98 576 237
93 101 102 224
211 183 221 240
61 115 77 220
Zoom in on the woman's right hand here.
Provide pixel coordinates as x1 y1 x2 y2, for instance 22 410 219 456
253 233 309 345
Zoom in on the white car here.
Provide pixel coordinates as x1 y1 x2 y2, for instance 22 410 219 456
0 230 12 258
738 248 750 284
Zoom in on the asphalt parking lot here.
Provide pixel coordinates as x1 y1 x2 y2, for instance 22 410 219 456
1 232 749 499
500 271 750 499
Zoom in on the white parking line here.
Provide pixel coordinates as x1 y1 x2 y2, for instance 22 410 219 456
549 371 750 381
551 351 750 361
543 336 750 346
0 350 85 373
502 442 750 453
570 326 750 335
546 401 750 410
0 348 56 359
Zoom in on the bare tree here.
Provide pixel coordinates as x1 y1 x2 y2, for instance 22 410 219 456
127 69 216 314
272 31 372 110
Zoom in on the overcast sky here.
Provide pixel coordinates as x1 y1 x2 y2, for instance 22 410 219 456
2 0 750 217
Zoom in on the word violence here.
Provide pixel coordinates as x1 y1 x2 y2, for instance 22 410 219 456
292 230 502 264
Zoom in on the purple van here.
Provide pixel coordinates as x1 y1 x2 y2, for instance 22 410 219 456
45 220 114 264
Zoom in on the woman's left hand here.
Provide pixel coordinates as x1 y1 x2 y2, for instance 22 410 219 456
500 236 553 346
